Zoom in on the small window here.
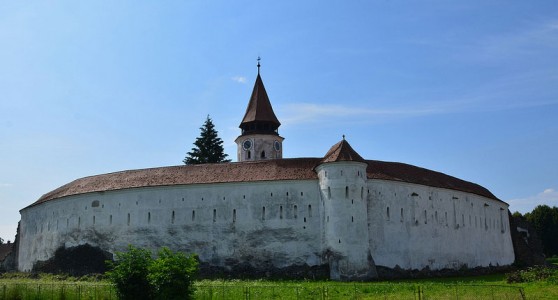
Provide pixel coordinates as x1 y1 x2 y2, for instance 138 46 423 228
233 209 236 223
192 210 196 221
294 205 298 219
91 200 100 207
247 150 251 159
262 207 266 220
424 210 427 224
148 212 151 224
386 207 390 220
345 186 349 199
261 151 266 158
127 214 130 226
361 187 364 199
109 215 113 225
352 216 354 223
308 205 312 217
172 211 175 224
328 187 331 199
93 216 96 225
280 206 283 219
400 208 404 222
213 209 217 222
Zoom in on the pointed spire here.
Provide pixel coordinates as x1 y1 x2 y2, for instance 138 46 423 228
239 60 281 134
321 138 365 163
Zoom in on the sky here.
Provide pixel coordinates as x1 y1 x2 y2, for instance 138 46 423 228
1 1 557 242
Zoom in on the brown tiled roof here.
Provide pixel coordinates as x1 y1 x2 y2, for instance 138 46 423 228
240 74 281 127
322 139 366 163
365 160 498 200
26 158 502 209
0 243 13 262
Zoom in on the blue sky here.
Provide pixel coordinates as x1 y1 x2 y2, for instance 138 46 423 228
1 1 557 242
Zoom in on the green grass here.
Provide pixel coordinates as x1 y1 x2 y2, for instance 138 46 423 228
547 256 558 266
1 270 557 299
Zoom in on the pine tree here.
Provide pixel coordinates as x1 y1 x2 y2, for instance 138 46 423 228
183 116 231 165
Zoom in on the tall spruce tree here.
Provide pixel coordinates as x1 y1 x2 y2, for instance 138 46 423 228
183 116 230 165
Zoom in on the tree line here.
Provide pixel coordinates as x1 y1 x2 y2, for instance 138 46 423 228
513 205 558 257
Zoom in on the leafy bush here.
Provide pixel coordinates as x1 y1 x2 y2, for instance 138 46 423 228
106 245 198 300
106 245 154 300
506 266 558 283
148 247 198 300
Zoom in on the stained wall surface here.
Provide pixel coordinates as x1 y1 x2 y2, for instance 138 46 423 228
18 175 515 278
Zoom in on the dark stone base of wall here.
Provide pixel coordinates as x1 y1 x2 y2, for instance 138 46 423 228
198 261 330 280
33 244 113 276
376 264 514 280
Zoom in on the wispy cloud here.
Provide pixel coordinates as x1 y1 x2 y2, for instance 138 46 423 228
476 19 558 61
507 188 558 214
231 76 247 84
278 102 446 126
0 183 13 188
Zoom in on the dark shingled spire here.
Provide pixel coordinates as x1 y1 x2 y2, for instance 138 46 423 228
239 61 281 135
321 138 366 163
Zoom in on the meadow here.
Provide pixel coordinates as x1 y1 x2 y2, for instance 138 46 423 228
1 265 557 299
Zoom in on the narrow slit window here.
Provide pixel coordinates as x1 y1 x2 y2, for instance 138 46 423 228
213 209 216 222
262 207 266 220
172 211 175 224
127 214 130 226
280 206 283 219
328 187 331 199
261 151 266 158
93 216 96 225
192 210 196 221
345 186 349 199
387 207 390 220
294 205 298 219
400 208 404 222
233 209 236 223
247 151 251 159
308 205 312 217
148 212 151 224
109 215 112 225
424 210 427 224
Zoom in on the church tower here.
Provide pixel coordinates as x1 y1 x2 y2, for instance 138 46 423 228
235 60 284 161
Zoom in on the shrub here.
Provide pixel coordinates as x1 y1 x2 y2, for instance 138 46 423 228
148 247 198 300
106 245 198 300
106 245 154 300
506 266 558 283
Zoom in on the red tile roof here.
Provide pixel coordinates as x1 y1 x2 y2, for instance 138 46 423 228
321 139 366 163
26 158 501 209
240 74 281 127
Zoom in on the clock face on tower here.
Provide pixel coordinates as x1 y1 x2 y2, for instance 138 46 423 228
274 140 281 151
243 139 252 150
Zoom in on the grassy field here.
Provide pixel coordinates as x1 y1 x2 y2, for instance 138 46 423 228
1 267 557 299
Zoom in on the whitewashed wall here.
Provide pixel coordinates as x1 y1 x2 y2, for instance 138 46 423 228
18 174 515 278
18 180 322 272
366 180 515 270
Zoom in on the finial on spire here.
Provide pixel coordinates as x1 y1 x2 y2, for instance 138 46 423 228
342 134 346 140
257 56 261 74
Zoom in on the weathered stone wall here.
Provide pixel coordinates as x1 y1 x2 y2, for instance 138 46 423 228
18 175 515 279
367 180 515 271
18 180 322 272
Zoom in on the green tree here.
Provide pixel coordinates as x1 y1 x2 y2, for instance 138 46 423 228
148 247 198 300
526 205 558 257
184 116 231 165
0 237 3 244
106 245 154 300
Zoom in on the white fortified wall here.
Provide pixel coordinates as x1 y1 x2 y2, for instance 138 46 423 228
366 180 514 270
18 180 322 272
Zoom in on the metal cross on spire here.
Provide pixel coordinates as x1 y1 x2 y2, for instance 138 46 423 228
257 56 261 74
